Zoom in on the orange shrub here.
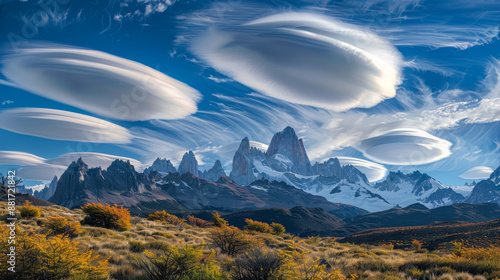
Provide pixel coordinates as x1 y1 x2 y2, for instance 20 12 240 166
45 216 82 237
147 210 185 225
81 203 131 231
411 240 422 252
187 215 211 228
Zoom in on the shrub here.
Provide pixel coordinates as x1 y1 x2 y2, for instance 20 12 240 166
231 247 284 280
279 249 345 280
0 225 109 280
147 210 185 225
271 222 286 235
19 201 41 219
245 219 274 234
209 225 251 256
187 215 211 228
211 212 228 227
81 203 131 231
451 245 500 261
412 240 422 252
44 216 82 237
129 240 147 252
132 244 222 280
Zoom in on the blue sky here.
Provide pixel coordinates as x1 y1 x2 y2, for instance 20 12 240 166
0 0 499 187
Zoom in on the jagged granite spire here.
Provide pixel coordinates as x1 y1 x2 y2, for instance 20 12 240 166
202 160 227 182
144 157 176 176
178 151 199 176
230 137 265 186
265 126 312 175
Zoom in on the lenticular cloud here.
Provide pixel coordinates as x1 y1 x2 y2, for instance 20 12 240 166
336 156 387 182
0 151 46 166
459 166 494 179
191 12 402 111
0 108 132 144
358 129 452 165
2 44 201 121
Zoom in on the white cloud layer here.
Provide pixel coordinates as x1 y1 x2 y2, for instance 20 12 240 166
191 12 402 111
17 163 68 181
3 150 144 180
2 44 201 121
0 151 46 166
357 128 452 165
0 108 132 143
337 156 387 182
459 166 494 180
46 152 143 171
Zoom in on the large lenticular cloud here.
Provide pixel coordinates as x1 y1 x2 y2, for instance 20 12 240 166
358 128 452 165
2 44 201 121
0 108 132 143
191 12 402 111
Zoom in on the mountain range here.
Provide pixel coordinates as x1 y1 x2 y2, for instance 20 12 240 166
23 126 500 215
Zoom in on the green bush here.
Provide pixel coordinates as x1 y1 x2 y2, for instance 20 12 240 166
81 203 131 231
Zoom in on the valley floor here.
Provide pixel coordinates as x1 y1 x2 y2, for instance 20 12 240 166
1 202 500 280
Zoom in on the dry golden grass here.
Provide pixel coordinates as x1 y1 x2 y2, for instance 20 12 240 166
2 202 500 280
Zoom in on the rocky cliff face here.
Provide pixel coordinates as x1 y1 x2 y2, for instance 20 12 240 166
159 172 367 217
265 126 312 175
371 170 464 208
312 158 370 185
202 160 227 182
465 179 500 204
144 158 176 176
178 151 199 176
490 165 500 185
49 158 174 209
229 137 265 186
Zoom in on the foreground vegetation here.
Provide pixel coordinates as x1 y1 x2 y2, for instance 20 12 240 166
1 201 499 280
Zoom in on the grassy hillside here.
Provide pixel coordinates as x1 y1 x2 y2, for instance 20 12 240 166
1 201 500 280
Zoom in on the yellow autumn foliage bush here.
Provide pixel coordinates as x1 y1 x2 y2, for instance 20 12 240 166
0 225 109 280
81 203 131 231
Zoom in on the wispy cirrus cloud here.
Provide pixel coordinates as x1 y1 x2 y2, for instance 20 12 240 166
1 43 201 121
